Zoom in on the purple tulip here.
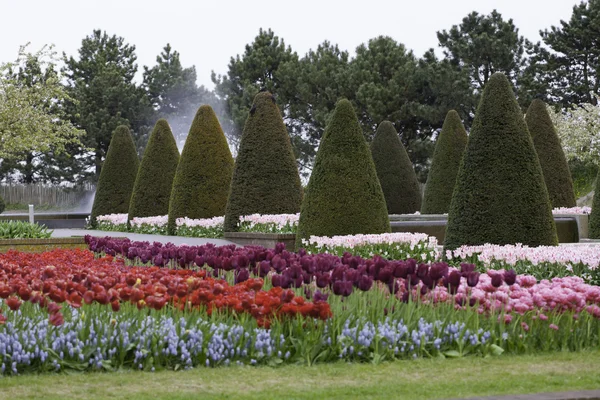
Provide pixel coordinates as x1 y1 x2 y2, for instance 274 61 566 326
467 271 480 287
357 275 373 291
235 268 250 284
417 264 429 279
504 269 517 286
448 270 461 288
316 273 331 288
258 261 271 277
460 263 476 277
332 280 353 297
490 272 503 288
313 290 329 303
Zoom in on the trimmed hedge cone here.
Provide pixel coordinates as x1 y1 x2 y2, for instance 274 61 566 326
444 73 557 250
421 110 468 214
224 92 303 232
168 105 234 233
525 99 576 208
590 172 600 239
296 99 390 248
129 119 180 220
91 125 140 226
370 121 422 214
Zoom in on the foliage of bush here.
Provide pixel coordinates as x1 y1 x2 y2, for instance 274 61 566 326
525 99 576 208
129 119 179 220
224 92 303 232
296 99 390 247
168 105 234 233
444 73 557 250
421 110 467 214
0 220 52 238
370 121 421 214
590 172 600 239
90 126 139 226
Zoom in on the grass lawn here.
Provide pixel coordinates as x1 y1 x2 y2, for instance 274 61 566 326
0 351 599 400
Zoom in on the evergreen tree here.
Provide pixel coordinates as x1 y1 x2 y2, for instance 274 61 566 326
224 92 303 232
296 99 390 247
525 99 576 208
168 105 233 233
63 30 152 179
422 110 468 214
129 119 179 219
589 172 600 239
90 126 139 225
444 73 557 250
370 121 421 214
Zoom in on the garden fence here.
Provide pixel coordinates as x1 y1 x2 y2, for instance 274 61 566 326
0 183 95 209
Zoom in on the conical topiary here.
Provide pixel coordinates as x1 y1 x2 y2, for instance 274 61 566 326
128 119 180 220
421 110 468 214
223 92 303 232
296 99 390 247
168 105 234 233
91 125 140 225
525 99 576 208
370 121 422 214
590 173 600 238
444 73 557 250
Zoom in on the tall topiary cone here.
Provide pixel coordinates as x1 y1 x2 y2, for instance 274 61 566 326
91 125 140 226
422 110 468 214
129 119 180 220
444 73 557 250
590 172 600 239
224 92 303 232
370 121 422 214
168 105 234 233
525 99 576 208
296 99 390 247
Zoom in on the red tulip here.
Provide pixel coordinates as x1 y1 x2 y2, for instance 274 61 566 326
6 296 22 311
49 312 64 326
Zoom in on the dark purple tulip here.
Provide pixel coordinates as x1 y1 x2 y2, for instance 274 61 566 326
378 266 394 283
469 297 477 307
406 273 419 288
140 250 151 264
332 280 353 297
420 285 429 296
222 258 233 271
195 255 205 267
331 265 347 282
316 273 331 288
292 276 303 288
259 261 271 277
393 262 409 278
302 272 312 284
429 262 449 281
271 274 289 288
128 247 138 260
490 273 503 288
401 292 410 303
235 268 250 284
304 286 313 299
349 257 360 269
417 264 429 279
185 249 196 263
357 275 373 291
466 271 480 287
448 270 461 288
406 259 417 275
313 290 329 303
421 275 435 290
301 257 316 273
153 254 164 267
178 258 187 268
274 242 286 254
345 268 359 283
460 263 476 277
272 255 287 272
297 248 307 257
388 279 400 294
456 296 466 307
504 269 517 286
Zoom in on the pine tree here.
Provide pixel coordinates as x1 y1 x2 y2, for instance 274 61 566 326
296 99 390 247
525 99 576 208
370 121 421 214
168 105 233 233
129 119 179 219
444 73 557 250
224 92 303 232
90 125 139 225
422 110 468 214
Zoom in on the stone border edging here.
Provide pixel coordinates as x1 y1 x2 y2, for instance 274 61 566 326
447 390 600 400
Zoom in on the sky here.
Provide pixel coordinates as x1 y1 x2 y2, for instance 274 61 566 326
0 0 582 90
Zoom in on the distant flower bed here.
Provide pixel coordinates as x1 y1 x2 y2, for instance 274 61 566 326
552 206 591 215
93 214 224 238
238 213 299 234
447 243 600 285
302 232 439 262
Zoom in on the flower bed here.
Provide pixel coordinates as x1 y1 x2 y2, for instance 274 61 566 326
238 213 299 234
302 232 439 262
94 214 224 238
552 206 591 215
1 244 600 375
447 243 600 285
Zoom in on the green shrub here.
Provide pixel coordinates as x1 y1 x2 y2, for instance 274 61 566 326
0 220 52 239
224 92 303 232
525 99 576 208
90 126 139 226
444 73 557 250
421 110 468 214
129 119 180 220
0 196 5 214
296 99 390 247
590 172 600 239
370 121 421 214
168 105 234 233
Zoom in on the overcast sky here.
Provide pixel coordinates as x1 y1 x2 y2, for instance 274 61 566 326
0 0 581 89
